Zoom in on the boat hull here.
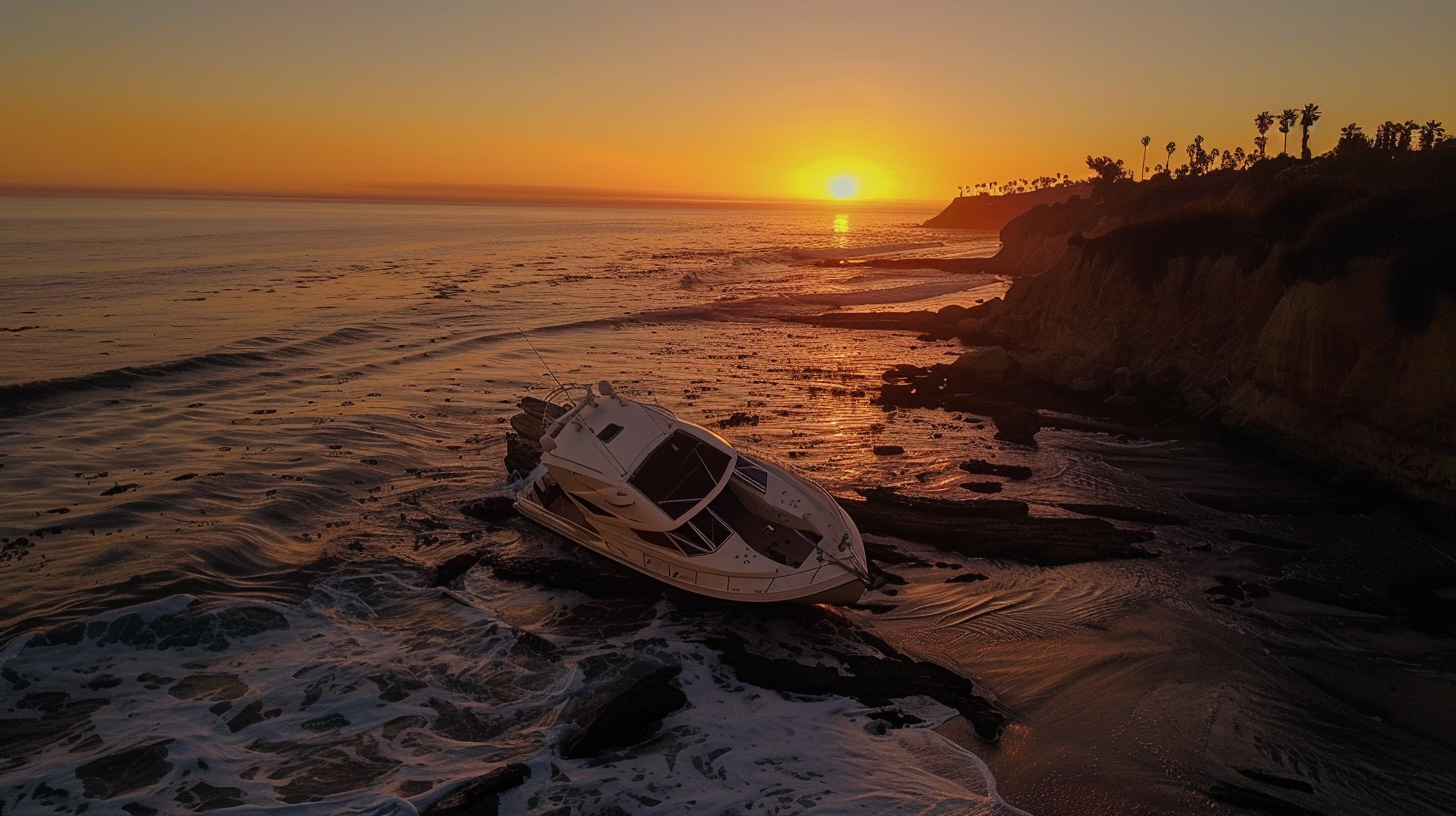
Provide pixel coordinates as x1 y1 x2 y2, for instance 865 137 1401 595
516 486 866 604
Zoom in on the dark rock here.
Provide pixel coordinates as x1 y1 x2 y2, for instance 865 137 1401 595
1207 782 1321 816
841 489 1156 566
301 713 350 732
706 633 1006 742
1056 503 1188 525
1237 769 1315 794
867 708 926 728
716 412 760 428
431 551 485 587
872 445 905 456
1225 528 1313 550
168 674 248 701
937 304 970 323
992 408 1041 445
846 602 899 614
949 346 1020 384
421 764 532 816
1184 490 1381 515
958 481 1003 494
852 487 1029 519
460 496 517 523
946 572 990 583
959 459 1033 480
225 700 280 733
75 739 174 799
863 540 923 565
560 666 688 759
483 553 662 600
1272 579 1394 616
175 781 246 811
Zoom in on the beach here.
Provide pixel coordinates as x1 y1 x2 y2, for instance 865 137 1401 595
2 196 1454 815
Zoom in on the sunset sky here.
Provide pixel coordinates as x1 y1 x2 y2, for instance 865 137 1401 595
3 1 1454 205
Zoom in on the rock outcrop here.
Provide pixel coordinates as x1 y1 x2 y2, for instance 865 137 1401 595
976 151 1456 512
922 184 1092 231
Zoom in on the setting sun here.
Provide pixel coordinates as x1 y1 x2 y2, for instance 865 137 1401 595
786 155 894 201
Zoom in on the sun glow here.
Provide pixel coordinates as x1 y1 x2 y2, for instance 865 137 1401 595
787 155 895 201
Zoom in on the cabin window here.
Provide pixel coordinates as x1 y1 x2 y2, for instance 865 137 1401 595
734 456 769 492
687 507 734 549
596 423 624 443
628 430 732 518
668 525 717 555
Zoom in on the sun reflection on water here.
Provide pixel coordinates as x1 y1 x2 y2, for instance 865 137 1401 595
832 213 850 247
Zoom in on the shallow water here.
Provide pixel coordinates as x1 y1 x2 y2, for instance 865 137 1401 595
2 197 1454 815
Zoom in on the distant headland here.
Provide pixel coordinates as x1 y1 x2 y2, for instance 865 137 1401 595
922 183 1091 231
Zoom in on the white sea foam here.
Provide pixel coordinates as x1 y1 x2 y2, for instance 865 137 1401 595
0 566 1026 814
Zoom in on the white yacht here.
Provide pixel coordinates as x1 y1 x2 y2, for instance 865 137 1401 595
515 381 870 604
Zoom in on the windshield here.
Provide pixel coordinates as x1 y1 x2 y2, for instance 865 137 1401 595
628 430 732 518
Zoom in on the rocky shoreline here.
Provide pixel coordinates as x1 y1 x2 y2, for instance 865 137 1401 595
816 152 1456 528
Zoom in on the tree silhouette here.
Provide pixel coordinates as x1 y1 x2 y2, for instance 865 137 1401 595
1397 120 1417 152
1278 109 1298 155
1165 140 1176 171
1299 103 1321 159
1335 122 1371 155
1184 136 1211 176
1420 120 1446 150
1140 136 1151 181
1253 111 1275 159
1085 155 1130 194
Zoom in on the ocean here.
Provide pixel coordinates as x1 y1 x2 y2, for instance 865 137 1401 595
1 196 1453 815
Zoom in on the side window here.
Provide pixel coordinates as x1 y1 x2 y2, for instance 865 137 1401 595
735 456 769 492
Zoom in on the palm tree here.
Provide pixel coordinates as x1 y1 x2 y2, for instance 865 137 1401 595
1420 120 1446 150
1278 109 1298 155
1253 111 1274 159
1140 136 1151 181
1398 120 1418 152
1165 140 1176 171
1298 103 1321 159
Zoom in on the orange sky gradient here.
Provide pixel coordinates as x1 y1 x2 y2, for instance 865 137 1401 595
4 1 1455 207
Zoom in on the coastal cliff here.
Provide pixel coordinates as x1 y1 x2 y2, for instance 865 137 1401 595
978 153 1456 510
921 184 1091 231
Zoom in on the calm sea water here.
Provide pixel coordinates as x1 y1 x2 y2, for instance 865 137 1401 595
1 197 1453 815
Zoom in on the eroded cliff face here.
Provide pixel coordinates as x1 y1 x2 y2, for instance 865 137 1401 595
984 172 1456 507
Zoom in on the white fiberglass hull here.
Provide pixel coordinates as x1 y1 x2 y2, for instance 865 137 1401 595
510 383 869 604
517 479 867 604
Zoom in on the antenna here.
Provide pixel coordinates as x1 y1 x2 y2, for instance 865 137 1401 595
519 329 566 393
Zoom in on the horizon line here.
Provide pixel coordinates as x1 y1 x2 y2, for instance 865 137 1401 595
0 182 946 213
